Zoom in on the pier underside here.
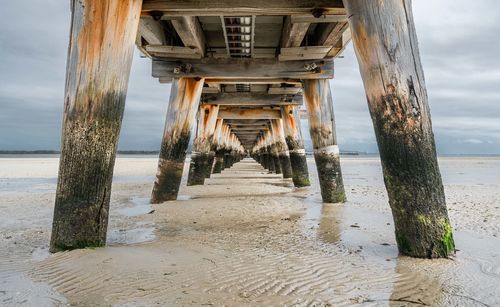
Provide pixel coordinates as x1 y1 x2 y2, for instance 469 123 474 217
50 0 455 258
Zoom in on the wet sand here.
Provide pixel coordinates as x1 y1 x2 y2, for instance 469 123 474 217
0 156 499 306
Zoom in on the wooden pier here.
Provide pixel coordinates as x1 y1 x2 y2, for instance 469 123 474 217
50 0 455 258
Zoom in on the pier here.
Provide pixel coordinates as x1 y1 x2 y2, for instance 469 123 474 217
50 0 454 259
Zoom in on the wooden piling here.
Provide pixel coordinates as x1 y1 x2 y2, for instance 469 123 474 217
303 79 346 203
187 104 219 185
50 0 143 252
271 119 293 179
344 0 454 258
281 105 311 187
268 130 282 174
151 77 204 203
210 119 224 174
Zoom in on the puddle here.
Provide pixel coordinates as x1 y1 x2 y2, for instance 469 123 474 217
0 272 66 305
31 247 50 262
108 224 155 245
177 195 192 201
115 197 152 217
0 178 56 193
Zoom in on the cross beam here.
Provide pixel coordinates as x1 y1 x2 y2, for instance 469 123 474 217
141 0 345 16
152 58 334 80
202 92 302 106
218 108 282 120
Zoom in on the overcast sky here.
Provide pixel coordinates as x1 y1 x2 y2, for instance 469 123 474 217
1 1 499 154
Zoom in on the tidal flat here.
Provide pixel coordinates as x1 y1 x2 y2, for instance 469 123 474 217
0 156 499 306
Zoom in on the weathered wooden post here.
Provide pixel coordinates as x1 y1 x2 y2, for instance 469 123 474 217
214 124 229 173
258 136 266 168
211 118 224 174
50 0 142 252
205 118 220 178
265 131 277 173
187 104 219 185
267 130 281 174
151 77 205 203
303 79 346 203
221 125 231 171
343 0 454 258
224 133 235 169
271 119 293 179
281 105 311 187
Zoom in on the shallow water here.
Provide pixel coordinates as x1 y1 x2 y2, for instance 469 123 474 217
0 156 499 306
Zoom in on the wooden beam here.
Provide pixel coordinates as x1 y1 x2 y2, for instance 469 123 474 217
204 79 302 85
142 0 345 16
328 28 351 57
268 86 302 95
218 108 282 120
290 15 346 24
231 127 269 131
171 16 206 57
202 85 221 94
145 45 202 59
281 16 309 48
226 121 269 126
279 46 331 61
236 133 261 136
316 22 349 46
138 16 166 45
152 58 334 80
202 92 302 106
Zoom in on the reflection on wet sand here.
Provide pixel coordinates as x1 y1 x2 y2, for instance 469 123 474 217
389 258 443 306
317 203 343 244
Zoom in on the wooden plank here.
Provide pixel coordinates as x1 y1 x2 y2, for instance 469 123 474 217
138 17 166 45
253 48 277 59
202 86 221 94
145 45 202 59
290 15 346 24
327 28 351 57
268 87 302 95
231 127 269 131
203 92 302 106
281 16 309 48
171 16 206 57
204 78 302 85
279 46 331 61
317 22 349 46
225 120 270 125
142 0 345 16
234 132 262 135
280 46 332 55
218 108 282 119
152 58 334 79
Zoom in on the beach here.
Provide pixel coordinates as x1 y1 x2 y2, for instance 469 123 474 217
0 155 499 306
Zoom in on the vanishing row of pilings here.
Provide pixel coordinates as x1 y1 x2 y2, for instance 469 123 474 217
49 0 455 259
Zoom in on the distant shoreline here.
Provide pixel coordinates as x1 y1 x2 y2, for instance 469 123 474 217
0 150 499 157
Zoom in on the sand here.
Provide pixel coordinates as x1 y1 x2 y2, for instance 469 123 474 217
0 155 499 306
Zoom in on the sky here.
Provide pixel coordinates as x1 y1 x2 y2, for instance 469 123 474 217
0 1 499 154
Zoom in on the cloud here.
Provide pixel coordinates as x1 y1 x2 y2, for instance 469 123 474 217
0 0 499 154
